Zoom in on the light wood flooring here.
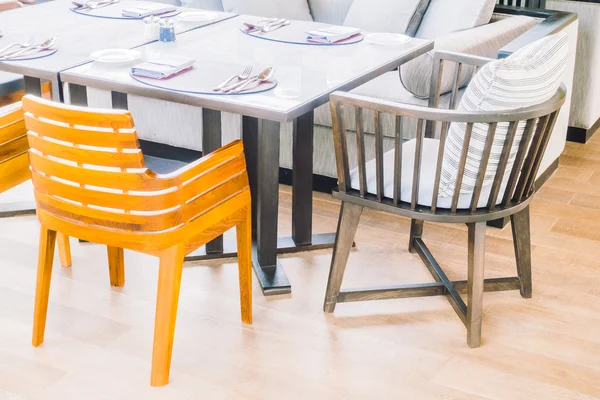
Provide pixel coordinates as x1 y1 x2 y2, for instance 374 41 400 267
1 136 600 399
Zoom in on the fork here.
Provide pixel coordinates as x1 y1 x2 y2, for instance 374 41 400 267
214 65 253 91
0 37 34 58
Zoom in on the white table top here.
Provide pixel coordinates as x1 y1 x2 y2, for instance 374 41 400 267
0 0 235 80
61 16 433 122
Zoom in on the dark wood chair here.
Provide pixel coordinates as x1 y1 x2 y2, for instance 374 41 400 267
323 51 566 347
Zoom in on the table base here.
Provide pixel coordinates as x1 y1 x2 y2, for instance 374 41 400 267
185 232 338 295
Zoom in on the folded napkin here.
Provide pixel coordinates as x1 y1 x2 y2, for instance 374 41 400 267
306 26 361 44
122 3 175 18
131 56 195 79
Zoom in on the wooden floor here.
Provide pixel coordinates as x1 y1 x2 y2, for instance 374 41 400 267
1 136 600 399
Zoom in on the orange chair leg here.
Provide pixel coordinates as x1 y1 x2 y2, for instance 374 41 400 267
236 207 253 325
32 226 57 347
57 233 72 267
150 245 185 387
107 246 125 287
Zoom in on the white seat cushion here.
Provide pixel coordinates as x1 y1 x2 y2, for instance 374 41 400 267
350 138 506 209
439 32 569 197
343 0 430 36
221 0 312 20
415 0 496 39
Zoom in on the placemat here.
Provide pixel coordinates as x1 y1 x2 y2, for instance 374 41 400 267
240 21 364 46
130 64 278 96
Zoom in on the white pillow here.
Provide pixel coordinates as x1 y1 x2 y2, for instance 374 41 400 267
438 32 569 198
343 0 431 36
415 0 496 39
221 0 312 21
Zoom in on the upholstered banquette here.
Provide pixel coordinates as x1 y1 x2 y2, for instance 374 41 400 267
109 0 578 185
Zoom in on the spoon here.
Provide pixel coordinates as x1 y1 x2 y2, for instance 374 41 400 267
5 38 56 60
228 67 276 94
0 36 34 58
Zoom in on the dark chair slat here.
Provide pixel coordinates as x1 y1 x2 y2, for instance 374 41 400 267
393 115 403 205
411 119 425 210
514 115 550 202
450 122 474 214
470 123 498 212
502 118 537 207
331 102 350 192
374 111 384 201
450 63 463 111
524 111 559 194
354 107 367 197
431 121 450 213
488 121 519 210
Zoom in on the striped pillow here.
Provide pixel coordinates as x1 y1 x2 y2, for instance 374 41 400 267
438 32 568 198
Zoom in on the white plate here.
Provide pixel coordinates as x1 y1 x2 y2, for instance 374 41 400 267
90 49 141 65
365 33 410 46
178 11 218 23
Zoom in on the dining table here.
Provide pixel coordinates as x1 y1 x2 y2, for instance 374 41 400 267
0 1 433 295
0 0 235 216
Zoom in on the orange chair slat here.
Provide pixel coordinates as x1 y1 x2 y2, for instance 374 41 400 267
0 152 30 193
0 119 26 144
0 135 28 163
31 155 246 212
179 172 249 224
23 96 134 130
25 114 140 149
34 190 178 232
27 133 145 169
29 151 163 191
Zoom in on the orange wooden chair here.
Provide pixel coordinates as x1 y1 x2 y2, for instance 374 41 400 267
0 101 72 265
23 95 253 386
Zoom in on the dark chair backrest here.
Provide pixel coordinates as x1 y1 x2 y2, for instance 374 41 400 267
330 83 565 219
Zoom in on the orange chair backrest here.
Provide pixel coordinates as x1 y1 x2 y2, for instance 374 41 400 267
0 102 30 193
22 95 249 235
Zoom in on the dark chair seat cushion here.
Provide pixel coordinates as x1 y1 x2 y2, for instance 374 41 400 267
143 155 188 174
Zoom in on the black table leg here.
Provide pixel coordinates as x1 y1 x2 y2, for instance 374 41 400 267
0 76 42 218
292 110 314 246
183 109 227 261
203 109 224 254
278 110 338 254
244 117 291 295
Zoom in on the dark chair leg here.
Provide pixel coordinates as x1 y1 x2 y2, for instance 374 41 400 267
510 206 532 299
323 202 362 313
467 222 486 348
408 219 424 253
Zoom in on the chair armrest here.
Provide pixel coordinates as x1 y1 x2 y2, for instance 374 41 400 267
155 140 246 187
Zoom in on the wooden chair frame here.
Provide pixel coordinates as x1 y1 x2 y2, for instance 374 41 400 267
23 95 253 386
323 51 566 347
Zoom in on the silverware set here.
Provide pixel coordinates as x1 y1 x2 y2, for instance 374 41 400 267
72 0 119 10
0 37 56 60
214 66 276 94
243 18 291 34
